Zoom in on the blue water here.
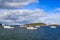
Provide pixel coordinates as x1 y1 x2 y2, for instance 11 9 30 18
0 26 60 40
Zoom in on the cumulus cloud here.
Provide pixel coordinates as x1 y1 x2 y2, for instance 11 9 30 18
0 9 46 25
0 8 60 25
0 0 38 9
56 8 60 10
45 8 60 25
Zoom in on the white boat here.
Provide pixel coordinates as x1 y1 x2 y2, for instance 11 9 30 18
36 26 40 27
26 27 37 30
50 26 56 28
20 25 24 27
4 26 14 29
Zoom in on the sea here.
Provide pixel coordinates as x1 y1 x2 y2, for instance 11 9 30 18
0 26 60 40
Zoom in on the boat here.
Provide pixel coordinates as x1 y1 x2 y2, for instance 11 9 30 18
4 26 14 29
50 26 56 28
36 26 40 27
26 27 37 30
20 25 24 27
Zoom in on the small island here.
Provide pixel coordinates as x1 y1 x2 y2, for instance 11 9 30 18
49 24 58 26
24 23 46 27
49 24 58 28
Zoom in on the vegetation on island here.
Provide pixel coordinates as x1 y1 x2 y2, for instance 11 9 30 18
24 23 46 26
49 24 58 26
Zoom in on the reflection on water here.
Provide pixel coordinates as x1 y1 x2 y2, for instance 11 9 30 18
0 26 60 40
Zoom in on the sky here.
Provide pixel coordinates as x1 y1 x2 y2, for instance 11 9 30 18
0 0 60 25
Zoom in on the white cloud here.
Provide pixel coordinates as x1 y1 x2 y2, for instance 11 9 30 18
0 9 46 25
45 8 60 25
0 8 60 25
0 0 39 8
56 8 60 10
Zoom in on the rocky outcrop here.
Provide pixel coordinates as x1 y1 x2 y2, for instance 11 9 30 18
0 23 4 28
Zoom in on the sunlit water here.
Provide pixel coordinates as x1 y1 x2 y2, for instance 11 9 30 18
0 26 60 40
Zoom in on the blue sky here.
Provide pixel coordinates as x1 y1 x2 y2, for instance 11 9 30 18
39 0 60 12
0 0 60 25
21 0 60 12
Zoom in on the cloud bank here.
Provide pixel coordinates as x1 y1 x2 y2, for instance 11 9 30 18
46 8 60 25
0 0 38 9
0 0 60 25
0 9 46 25
0 8 60 25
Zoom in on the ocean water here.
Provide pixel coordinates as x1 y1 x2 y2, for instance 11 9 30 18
0 26 60 40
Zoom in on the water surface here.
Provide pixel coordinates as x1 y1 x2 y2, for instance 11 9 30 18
0 26 60 40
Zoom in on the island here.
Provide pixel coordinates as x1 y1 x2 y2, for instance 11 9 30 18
49 24 58 26
24 23 46 27
49 24 58 28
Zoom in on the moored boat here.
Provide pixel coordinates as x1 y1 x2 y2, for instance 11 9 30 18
50 26 56 28
36 26 40 27
26 27 37 30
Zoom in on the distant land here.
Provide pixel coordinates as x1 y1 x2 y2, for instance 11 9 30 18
49 24 58 26
24 23 58 27
0 23 59 27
